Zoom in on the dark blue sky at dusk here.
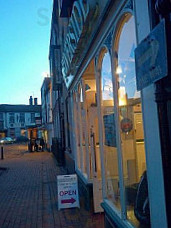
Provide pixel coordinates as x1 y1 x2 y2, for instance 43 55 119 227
0 0 52 105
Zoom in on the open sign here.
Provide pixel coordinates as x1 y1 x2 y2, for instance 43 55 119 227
59 190 77 196
57 174 80 210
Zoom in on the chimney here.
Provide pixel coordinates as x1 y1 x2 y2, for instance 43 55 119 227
29 96 33 105
34 98 38 106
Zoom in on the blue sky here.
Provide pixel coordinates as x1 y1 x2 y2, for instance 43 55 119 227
0 0 53 105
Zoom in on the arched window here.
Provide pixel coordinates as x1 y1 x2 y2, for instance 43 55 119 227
114 14 148 226
98 47 121 209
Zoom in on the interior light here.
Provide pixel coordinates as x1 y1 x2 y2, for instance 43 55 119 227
116 65 122 74
119 86 127 106
80 88 84 102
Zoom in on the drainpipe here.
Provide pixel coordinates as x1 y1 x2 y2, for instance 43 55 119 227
149 0 171 226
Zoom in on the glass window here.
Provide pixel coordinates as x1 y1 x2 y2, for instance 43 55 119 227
115 14 149 226
84 78 100 180
100 49 121 209
74 84 88 177
74 92 81 170
80 85 87 176
31 113 35 123
0 113 3 120
9 113 15 124
65 98 71 150
20 113 25 123
0 121 4 129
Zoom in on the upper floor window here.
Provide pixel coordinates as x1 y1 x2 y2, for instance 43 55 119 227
31 113 35 123
0 113 3 120
0 121 4 129
35 113 40 117
9 113 15 124
20 113 25 123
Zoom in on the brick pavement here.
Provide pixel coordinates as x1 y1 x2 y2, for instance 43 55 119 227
0 146 104 228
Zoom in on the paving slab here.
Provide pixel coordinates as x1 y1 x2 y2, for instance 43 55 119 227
0 145 104 228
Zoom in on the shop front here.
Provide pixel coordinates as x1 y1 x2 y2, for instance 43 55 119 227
61 0 168 228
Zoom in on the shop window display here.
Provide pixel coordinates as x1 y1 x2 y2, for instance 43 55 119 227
80 85 88 176
74 84 89 178
115 14 150 226
84 79 101 179
100 49 121 209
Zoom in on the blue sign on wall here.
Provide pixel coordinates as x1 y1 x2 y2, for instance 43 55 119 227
135 19 168 91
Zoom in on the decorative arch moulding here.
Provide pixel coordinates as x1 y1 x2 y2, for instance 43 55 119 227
62 0 99 85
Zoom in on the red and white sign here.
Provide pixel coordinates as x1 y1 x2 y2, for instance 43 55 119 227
57 174 80 210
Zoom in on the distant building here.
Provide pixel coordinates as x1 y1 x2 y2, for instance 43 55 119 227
41 77 53 151
0 96 42 139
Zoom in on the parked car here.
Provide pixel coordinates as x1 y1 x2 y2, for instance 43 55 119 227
0 137 15 144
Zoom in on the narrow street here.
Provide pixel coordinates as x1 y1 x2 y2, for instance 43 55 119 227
0 144 104 228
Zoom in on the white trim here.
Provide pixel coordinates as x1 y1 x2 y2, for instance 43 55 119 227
77 88 84 172
82 79 91 180
134 1 168 227
76 168 92 185
95 63 107 199
72 92 79 169
69 0 129 91
103 199 137 228
111 35 127 220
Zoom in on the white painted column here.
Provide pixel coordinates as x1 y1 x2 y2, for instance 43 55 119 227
134 1 168 227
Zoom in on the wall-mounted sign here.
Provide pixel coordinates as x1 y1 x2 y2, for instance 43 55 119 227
135 19 168 91
57 174 80 210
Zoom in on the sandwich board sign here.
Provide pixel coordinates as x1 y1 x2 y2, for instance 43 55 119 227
57 174 80 210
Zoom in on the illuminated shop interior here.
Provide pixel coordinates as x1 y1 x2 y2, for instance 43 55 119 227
72 14 148 227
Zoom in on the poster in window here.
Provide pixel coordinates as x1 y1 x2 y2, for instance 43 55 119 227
103 113 116 147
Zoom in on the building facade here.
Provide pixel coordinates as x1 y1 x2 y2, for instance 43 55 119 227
0 97 42 139
49 0 68 164
50 0 171 228
41 77 53 150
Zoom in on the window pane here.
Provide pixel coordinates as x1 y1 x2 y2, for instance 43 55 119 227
74 93 81 170
101 50 121 209
31 113 35 123
116 15 149 226
80 86 87 176
20 113 25 123
9 113 15 124
0 113 3 120
85 79 100 180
